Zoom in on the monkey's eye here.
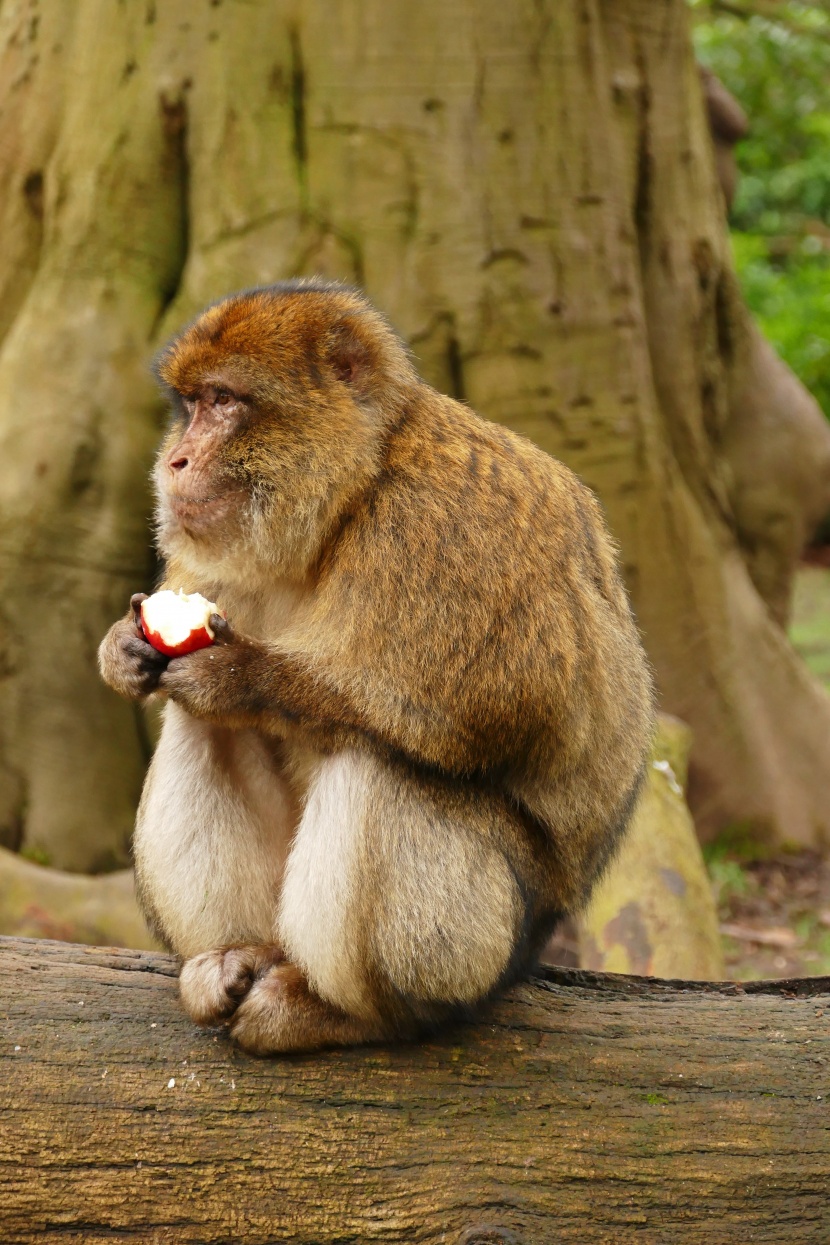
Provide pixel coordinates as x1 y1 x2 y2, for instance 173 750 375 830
214 389 234 407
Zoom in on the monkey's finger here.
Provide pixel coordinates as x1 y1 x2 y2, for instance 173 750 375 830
210 614 235 644
161 657 185 679
159 654 203 685
130 593 149 625
123 635 168 668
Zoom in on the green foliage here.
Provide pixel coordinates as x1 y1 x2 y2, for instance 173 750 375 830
702 820 771 866
789 567 830 688
693 2 830 233
707 856 753 910
731 232 830 412
691 2 830 414
19 844 52 867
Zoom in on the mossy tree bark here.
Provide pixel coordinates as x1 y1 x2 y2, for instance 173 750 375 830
2 937 829 1244
1 0 829 868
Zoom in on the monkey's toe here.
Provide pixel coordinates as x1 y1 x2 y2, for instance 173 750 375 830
179 944 284 1027
228 965 293 1054
230 963 388 1056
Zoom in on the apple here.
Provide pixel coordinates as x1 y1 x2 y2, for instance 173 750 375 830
140 589 223 658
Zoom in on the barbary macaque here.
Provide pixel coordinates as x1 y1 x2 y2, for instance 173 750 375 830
99 280 654 1054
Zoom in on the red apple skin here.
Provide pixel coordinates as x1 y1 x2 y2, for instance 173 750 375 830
139 619 215 658
139 593 224 658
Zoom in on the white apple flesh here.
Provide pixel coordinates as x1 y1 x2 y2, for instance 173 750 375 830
140 589 222 658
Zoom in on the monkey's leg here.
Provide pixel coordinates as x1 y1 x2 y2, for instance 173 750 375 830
227 963 391 1054
135 703 298 965
227 749 538 1055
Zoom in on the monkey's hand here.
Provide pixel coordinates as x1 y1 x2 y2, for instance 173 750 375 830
98 593 169 700
157 615 278 728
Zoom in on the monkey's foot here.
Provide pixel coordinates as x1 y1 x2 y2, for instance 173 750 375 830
179 944 285 1026
229 963 388 1055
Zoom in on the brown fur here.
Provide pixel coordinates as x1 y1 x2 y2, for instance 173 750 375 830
99 279 654 1055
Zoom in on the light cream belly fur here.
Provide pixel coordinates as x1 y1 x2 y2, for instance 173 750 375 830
134 702 300 958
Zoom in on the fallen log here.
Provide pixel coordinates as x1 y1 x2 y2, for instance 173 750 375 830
1 936 828 1244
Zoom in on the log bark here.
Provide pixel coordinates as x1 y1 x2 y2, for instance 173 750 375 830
1 936 828 1244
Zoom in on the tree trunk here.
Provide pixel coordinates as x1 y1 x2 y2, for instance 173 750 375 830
1 936 828 1244
1 0 829 867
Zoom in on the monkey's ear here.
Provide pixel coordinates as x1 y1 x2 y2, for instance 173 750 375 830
327 324 374 395
332 355 359 384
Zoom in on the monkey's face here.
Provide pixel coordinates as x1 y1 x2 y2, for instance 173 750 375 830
153 284 415 577
156 383 252 541
153 366 374 571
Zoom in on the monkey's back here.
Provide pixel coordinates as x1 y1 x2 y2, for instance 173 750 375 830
308 385 654 908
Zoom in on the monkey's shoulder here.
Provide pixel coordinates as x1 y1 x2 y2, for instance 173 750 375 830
311 395 631 679
346 395 613 585
372 396 597 531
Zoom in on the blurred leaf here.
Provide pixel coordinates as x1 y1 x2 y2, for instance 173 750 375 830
691 2 830 415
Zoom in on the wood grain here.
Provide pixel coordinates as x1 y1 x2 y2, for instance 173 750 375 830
1 936 828 1244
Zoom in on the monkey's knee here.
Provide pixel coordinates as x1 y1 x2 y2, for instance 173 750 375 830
291 826 522 1025
369 838 523 1013
278 751 530 1037
179 944 285 1026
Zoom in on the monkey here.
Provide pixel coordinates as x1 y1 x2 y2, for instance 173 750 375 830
98 279 655 1055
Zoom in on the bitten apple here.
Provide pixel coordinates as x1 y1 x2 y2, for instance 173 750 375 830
140 589 223 658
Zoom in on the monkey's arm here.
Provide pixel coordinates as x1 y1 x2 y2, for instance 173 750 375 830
156 616 487 771
157 617 370 747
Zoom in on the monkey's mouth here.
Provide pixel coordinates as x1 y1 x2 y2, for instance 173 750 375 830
167 488 246 532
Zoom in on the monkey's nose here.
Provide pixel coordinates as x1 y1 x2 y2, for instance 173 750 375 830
169 456 189 472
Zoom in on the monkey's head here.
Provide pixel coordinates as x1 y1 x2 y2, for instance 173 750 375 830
153 280 417 579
